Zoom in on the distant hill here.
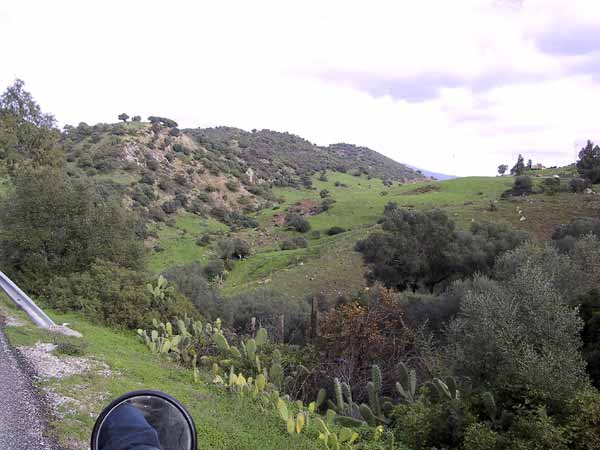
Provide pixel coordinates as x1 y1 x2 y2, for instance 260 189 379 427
60 122 426 226
186 128 423 184
408 165 457 180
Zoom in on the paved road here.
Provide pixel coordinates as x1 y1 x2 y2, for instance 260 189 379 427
0 327 59 450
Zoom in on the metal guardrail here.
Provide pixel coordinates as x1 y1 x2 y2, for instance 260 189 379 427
0 270 56 329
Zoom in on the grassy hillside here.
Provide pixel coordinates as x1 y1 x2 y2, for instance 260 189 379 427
141 169 600 300
0 296 321 450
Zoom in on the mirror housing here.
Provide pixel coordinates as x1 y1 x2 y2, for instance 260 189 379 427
91 390 197 450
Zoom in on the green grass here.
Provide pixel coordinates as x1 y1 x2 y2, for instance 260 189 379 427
0 297 321 450
214 173 513 298
148 212 229 273
221 229 367 299
260 172 512 232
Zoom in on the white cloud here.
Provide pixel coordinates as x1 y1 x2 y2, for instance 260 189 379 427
1 0 599 176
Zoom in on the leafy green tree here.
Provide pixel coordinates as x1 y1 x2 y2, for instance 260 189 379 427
118 113 129 122
0 79 60 169
497 164 508 176
448 266 588 407
356 204 524 292
510 154 525 176
576 140 600 183
0 167 144 291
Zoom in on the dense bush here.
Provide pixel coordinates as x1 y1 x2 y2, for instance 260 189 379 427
570 177 592 193
507 175 533 196
216 238 251 263
542 176 562 194
203 258 226 281
0 168 144 291
356 204 527 292
163 262 222 319
45 260 197 329
280 236 308 250
221 288 310 343
196 234 211 246
285 213 311 233
318 198 336 212
327 226 346 236
448 267 587 408
551 217 600 254
578 289 600 387
161 200 180 214
225 179 240 192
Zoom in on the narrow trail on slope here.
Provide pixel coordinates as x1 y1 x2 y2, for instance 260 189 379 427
0 327 60 450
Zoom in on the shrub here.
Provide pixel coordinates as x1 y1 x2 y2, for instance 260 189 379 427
158 178 175 192
0 168 144 291
542 176 562 195
45 260 197 329
512 175 533 195
280 236 308 250
566 388 600 450
203 258 226 282
448 269 587 408
161 200 179 214
570 177 591 193
140 170 155 185
217 238 251 262
163 262 222 318
319 189 330 198
327 226 346 236
462 423 497 450
53 336 87 356
174 172 188 186
318 198 336 212
285 213 311 233
225 179 240 192
196 234 211 246
220 288 309 343
148 207 167 222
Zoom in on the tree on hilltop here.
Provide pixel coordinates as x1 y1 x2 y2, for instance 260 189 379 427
576 140 600 183
510 154 525 176
0 79 60 168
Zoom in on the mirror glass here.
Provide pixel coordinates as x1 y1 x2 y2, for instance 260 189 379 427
95 394 194 450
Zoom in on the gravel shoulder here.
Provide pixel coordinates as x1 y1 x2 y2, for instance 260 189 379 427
0 325 61 450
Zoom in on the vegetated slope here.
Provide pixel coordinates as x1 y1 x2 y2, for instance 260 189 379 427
0 297 321 450
219 173 600 300
186 127 424 184
61 122 425 229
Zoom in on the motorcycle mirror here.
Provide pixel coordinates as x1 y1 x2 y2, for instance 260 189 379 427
91 390 197 450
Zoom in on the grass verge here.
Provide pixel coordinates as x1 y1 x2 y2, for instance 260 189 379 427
0 296 320 450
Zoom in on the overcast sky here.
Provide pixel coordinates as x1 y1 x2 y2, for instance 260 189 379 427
1 0 599 176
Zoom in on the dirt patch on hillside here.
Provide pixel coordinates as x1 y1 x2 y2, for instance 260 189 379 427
273 199 319 225
400 184 441 195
